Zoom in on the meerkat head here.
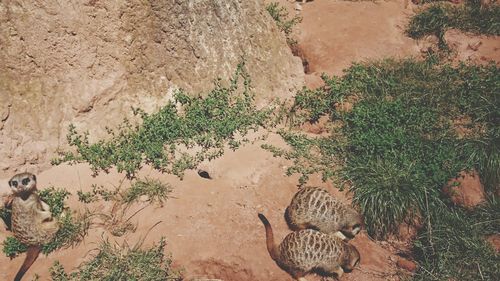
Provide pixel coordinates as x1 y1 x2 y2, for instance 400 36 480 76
8 172 37 196
341 243 360 273
340 208 363 239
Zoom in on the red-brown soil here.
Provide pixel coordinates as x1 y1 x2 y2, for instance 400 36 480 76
1 1 499 281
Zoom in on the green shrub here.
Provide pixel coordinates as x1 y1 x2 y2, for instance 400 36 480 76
266 2 302 45
50 238 182 281
266 58 499 237
122 178 172 205
2 236 28 258
38 187 71 217
265 57 499 279
53 63 270 178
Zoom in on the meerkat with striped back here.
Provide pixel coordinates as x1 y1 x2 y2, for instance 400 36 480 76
6 172 59 281
258 213 360 280
285 187 363 240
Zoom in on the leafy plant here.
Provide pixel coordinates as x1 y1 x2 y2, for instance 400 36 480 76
50 238 182 281
266 58 499 237
38 187 71 217
2 236 28 258
122 178 173 206
266 2 302 45
53 63 271 178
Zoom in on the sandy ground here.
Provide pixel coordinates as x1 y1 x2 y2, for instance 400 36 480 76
0 133 398 281
1 0 499 280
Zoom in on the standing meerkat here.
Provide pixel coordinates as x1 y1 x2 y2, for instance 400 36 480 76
6 172 59 281
285 187 363 240
258 213 360 281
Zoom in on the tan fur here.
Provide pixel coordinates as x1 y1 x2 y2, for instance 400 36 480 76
259 214 360 280
285 187 363 240
8 172 59 280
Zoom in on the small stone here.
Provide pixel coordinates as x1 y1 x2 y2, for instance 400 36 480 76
139 195 149 202
397 258 417 272
486 234 500 253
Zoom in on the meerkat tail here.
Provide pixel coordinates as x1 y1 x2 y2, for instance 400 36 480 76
258 213 279 261
14 246 41 281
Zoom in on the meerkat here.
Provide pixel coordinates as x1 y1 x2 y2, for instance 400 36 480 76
285 187 363 241
258 213 360 281
6 172 59 281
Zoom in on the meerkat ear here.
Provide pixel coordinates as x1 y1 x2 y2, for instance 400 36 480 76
8 180 12 187
32 175 36 181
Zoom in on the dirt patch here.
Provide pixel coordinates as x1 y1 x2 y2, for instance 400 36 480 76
189 259 258 281
443 170 486 209
292 0 421 76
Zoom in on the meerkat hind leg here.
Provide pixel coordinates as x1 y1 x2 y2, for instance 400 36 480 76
333 266 344 279
320 263 344 279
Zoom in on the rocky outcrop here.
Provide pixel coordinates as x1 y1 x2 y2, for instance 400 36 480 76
0 0 304 176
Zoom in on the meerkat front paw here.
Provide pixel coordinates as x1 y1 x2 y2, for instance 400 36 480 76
332 231 348 241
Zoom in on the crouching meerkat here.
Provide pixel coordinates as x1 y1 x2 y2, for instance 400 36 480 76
285 187 363 241
258 213 360 281
6 172 59 281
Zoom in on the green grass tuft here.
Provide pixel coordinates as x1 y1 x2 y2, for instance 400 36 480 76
407 0 500 49
413 199 500 280
50 238 182 281
122 178 173 205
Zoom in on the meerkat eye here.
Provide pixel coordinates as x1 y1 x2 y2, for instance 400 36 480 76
22 178 30 185
10 180 18 187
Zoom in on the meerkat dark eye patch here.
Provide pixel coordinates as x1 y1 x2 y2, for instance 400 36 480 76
22 178 30 185
10 180 18 187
